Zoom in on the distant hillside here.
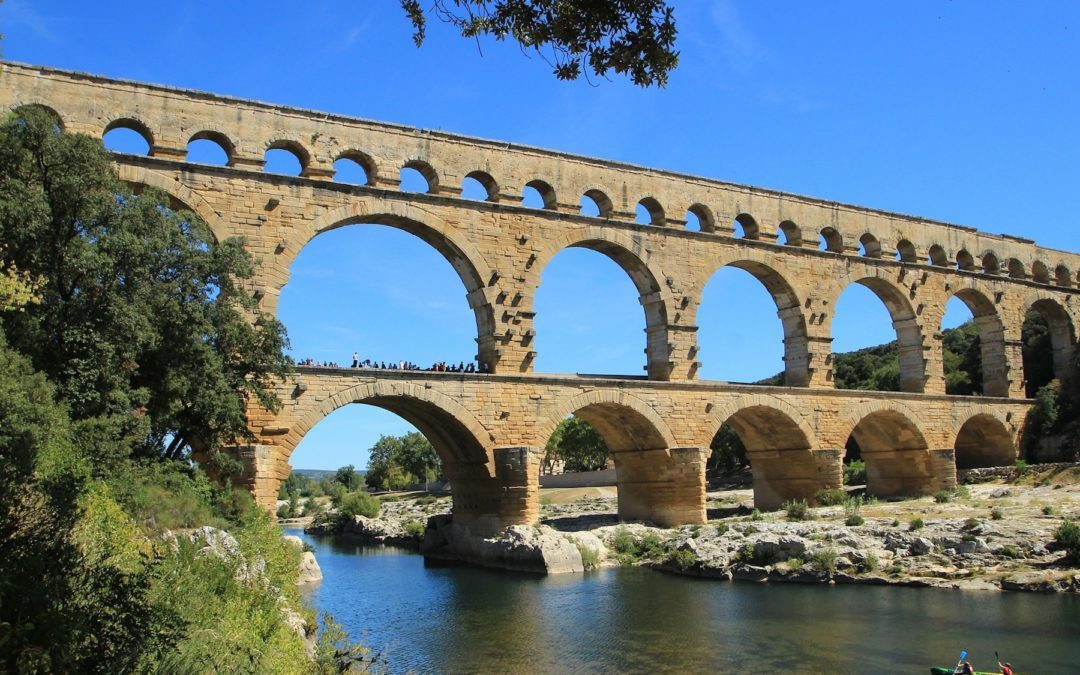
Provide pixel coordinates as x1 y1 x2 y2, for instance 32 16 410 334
291 468 361 481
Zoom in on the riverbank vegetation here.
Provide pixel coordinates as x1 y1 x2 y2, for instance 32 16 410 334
0 108 366 671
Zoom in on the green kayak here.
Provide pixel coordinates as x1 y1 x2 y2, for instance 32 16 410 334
930 669 999 675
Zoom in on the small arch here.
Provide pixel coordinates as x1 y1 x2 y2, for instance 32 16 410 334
523 179 557 209
401 160 438 193
1007 258 1026 279
928 244 949 267
686 204 715 233
1026 298 1077 388
103 118 153 155
12 103 64 130
948 288 1008 397
858 233 882 258
819 227 843 253
264 140 309 176
981 251 1000 275
581 189 613 218
1055 264 1072 288
186 130 233 166
895 239 918 263
777 220 801 246
846 407 934 498
333 150 376 186
635 197 665 226
955 249 975 271
462 170 499 202
954 413 1016 469
1031 260 1051 284
733 213 759 239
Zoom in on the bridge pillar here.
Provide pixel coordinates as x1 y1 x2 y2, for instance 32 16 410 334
612 447 707 526
221 443 286 512
445 447 540 536
864 448 954 498
749 448 840 510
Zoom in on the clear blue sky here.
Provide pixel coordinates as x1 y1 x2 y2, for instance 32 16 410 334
4 1 1077 470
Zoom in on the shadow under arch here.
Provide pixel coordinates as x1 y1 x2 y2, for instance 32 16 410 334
1027 296 1076 384
842 402 945 498
947 286 1009 397
706 395 829 509
953 411 1016 469
537 390 703 526
700 256 810 386
533 227 673 380
833 276 927 393
287 204 500 370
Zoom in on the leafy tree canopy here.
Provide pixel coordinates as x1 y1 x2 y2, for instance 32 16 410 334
544 416 609 472
400 0 679 87
0 108 291 470
365 432 441 490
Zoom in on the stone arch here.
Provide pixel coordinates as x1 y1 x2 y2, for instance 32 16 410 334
687 203 715 233
953 409 1017 469
841 401 945 498
956 249 976 271
187 129 235 165
536 389 676 453
859 232 882 258
1027 296 1076 382
581 187 614 218
1055 264 1073 288
928 244 949 267
401 159 439 193
264 137 310 172
523 178 557 209
104 116 155 147
637 196 666 226
1007 258 1026 279
734 213 759 239
1032 260 1051 284
283 203 499 368
534 226 675 379
895 239 918 263
705 394 827 510
333 149 378 186
115 165 228 242
981 250 1001 275
464 170 499 202
778 220 802 246
947 286 1009 397
819 226 843 252
10 102 65 129
699 253 811 386
832 276 927 393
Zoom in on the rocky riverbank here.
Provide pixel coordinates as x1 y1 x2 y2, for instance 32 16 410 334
304 467 1080 591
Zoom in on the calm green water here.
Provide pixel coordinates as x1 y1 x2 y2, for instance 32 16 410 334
287 529 1080 674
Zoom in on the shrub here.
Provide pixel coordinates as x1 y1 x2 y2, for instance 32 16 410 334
859 552 879 573
1054 519 1080 560
909 517 925 531
714 523 729 535
750 509 765 522
1014 459 1030 475
610 529 664 565
963 517 981 531
577 542 601 570
403 519 425 539
810 548 838 574
1042 505 1055 516
815 488 847 506
276 503 291 519
843 496 864 526
891 519 901 528
990 507 1004 521
998 544 1021 559
933 491 952 504
843 459 867 486
889 563 904 576
337 492 380 519
783 499 810 521
667 547 698 571
785 557 805 571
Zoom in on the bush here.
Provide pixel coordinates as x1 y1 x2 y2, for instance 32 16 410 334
963 517 981 531
576 543 601 569
843 459 867 486
845 514 865 526
276 503 291 519
843 496 864 526
909 518 925 531
403 519 425 539
1054 519 1080 561
783 499 810 521
933 490 952 504
815 488 847 506
859 552 879 573
891 519 901 528
667 547 698 571
998 544 1021 559
749 509 764 522
810 548 839 574
611 528 664 565
1042 505 1055 516
1014 459 1030 475
337 492 380 519
990 507 1004 520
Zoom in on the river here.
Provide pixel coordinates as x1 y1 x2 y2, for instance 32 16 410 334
287 529 1080 673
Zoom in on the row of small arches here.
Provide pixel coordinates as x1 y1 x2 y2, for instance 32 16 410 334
20 104 1076 290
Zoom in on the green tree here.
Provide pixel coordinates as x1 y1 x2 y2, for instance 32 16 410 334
544 416 609 472
365 432 441 489
334 464 359 490
0 107 290 470
707 424 748 477
400 0 679 87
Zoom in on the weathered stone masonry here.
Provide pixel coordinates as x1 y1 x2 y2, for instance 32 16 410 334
4 62 1076 532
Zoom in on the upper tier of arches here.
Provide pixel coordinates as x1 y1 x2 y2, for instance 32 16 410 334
6 61 1080 289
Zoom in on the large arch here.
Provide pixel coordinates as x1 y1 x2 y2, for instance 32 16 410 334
290 204 500 369
706 395 831 509
534 227 674 380
115 165 229 242
699 255 810 386
537 391 703 526
946 287 1009 397
953 412 1016 469
842 402 940 498
1026 297 1076 384
832 277 927 393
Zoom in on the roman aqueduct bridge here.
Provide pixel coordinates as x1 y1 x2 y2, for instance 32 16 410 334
4 62 1077 532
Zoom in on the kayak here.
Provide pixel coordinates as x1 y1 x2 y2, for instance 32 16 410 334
930 669 999 675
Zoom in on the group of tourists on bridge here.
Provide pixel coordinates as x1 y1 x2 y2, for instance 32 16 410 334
295 355 490 374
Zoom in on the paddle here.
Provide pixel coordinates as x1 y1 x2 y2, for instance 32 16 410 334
953 649 968 675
